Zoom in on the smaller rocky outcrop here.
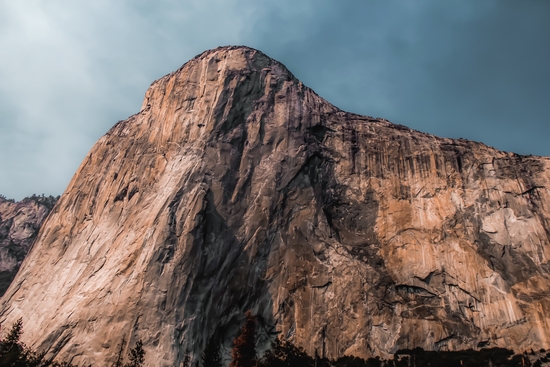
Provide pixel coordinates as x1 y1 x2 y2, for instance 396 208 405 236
0 195 58 296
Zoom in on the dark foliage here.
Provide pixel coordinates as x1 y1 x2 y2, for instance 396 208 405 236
333 355 382 367
24 194 59 210
0 319 148 367
0 194 15 203
5 318 23 345
112 336 126 367
257 339 530 367
182 351 191 367
124 339 145 367
230 310 257 367
0 318 25 366
0 315 541 367
0 318 51 367
259 338 313 367
386 347 528 367
202 335 222 367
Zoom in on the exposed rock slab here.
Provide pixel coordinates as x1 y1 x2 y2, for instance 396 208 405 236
1 46 550 366
0 195 57 296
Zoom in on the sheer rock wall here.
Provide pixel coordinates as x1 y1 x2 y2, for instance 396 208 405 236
1 46 550 366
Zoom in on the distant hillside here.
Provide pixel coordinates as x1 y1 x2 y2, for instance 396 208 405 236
0 194 58 295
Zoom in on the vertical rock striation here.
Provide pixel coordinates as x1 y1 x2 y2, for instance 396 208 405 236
1 46 550 366
0 195 57 296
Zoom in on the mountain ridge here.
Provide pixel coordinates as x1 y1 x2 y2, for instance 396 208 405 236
1 46 549 366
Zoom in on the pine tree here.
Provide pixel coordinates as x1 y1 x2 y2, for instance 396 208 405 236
230 310 257 367
260 338 313 367
112 336 126 367
5 318 23 345
0 318 25 366
182 351 191 367
124 339 145 367
201 335 222 367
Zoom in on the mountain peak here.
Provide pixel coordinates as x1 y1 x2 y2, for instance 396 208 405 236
2 47 550 366
147 45 296 96
191 45 266 59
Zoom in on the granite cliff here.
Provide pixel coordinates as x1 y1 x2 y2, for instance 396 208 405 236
1 46 550 366
0 195 57 296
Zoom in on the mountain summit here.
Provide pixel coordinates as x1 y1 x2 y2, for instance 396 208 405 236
1 46 550 366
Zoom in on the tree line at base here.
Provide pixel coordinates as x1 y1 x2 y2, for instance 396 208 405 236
1 312 547 367
0 319 144 367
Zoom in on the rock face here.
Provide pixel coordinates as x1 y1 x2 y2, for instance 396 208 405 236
0 195 57 296
1 46 550 366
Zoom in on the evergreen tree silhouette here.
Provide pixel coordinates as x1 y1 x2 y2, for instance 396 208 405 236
201 335 222 367
260 338 313 367
112 336 126 367
0 318 25 366
182 351 191 367
124 339 145 367
230 310 257 367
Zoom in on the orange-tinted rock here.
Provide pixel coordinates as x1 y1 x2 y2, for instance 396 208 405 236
0 195 57 296
1 46 550 366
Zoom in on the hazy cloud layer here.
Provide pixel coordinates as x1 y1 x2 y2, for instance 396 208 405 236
1 1 549 199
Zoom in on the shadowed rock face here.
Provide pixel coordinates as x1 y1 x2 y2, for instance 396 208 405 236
0 195 57 296
1 46 550 366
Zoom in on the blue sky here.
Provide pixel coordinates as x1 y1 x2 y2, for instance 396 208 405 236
1 1 549 200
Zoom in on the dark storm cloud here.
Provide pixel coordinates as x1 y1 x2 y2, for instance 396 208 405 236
245 1 550 155
1 1 549 199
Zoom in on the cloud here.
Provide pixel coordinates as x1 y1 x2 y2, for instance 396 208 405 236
0 0 255 199
244 0 550 152
1 1 549 199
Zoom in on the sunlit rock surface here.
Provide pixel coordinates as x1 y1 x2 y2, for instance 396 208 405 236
0 195 57 296
1 46 550 366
